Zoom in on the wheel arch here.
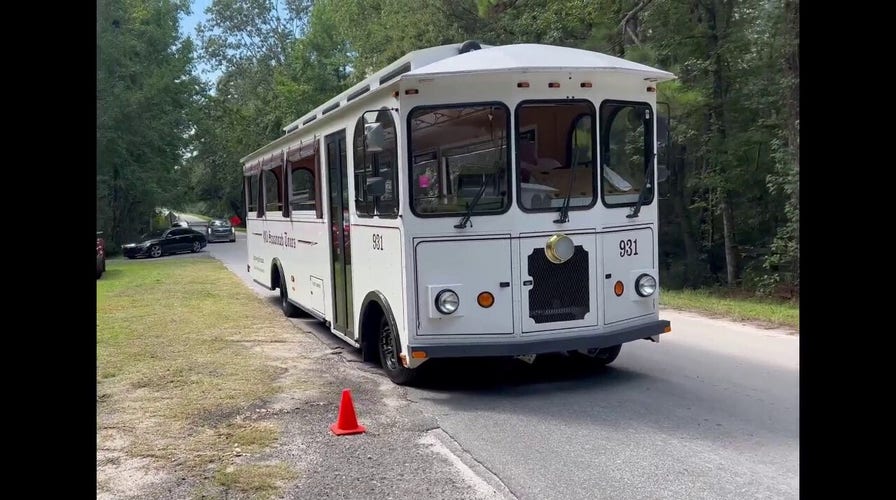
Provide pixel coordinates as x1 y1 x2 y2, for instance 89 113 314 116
269 257 283 292
359 290 399 364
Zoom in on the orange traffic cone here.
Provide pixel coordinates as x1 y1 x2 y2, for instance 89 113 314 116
330 389 366 435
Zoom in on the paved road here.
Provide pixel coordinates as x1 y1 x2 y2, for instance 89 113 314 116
206 237 799 500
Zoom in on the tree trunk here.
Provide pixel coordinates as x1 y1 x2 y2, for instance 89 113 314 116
704 0 738 285
720 194 737 286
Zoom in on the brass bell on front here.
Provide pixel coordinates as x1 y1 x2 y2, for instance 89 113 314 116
545 233 575 264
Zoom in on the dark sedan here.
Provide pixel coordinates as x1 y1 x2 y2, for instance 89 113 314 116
122 227 207 259
205 219 237 243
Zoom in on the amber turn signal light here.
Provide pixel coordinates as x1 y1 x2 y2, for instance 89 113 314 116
614 281 624 296
477 292 495 308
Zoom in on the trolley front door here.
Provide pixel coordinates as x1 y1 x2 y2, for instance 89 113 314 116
325 130 353 337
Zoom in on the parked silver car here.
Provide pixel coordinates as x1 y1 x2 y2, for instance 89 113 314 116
206 219 237 243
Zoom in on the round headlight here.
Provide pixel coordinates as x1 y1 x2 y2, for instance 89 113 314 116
435 289 460 315
635 274 657 297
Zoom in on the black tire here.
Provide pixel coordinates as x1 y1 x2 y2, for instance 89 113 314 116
278 268 301 318
149 244 162 258
378 315 419 385
572 344 622 367
191 240 202 253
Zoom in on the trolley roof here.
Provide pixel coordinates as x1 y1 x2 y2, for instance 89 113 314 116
243 42 675 165
404 43 675 82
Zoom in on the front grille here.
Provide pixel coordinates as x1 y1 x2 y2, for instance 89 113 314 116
528 246 590 323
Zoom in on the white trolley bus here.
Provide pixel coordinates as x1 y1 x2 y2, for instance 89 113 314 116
241 41 674 384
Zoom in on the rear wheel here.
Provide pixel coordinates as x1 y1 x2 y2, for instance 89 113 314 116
278 268 301 318
378 315 418 385
572 344 622 367
191 241 201 253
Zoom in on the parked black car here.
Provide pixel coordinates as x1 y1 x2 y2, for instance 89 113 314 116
122 227 207 259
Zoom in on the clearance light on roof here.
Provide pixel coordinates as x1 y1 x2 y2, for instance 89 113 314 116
548 82 560 88
580 82 593 88
405 89 419 95
517 82 530 88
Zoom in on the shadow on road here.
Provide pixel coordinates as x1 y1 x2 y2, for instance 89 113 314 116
412 355 645 393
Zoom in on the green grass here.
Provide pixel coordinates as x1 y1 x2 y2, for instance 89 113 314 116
660 288 799 331
214 464 296 499
97 257 297 496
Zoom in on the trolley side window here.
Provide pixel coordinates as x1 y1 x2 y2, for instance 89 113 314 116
289 165 317 214
246 173 260 216
263 167 284 213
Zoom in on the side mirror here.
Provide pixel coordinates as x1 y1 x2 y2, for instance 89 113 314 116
366 176 386 198
365 123 385 153
657 102 673 184
656 164 670 183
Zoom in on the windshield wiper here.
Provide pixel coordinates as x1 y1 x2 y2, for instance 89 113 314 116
554 147 581 224
454 182 488 229
627 152 656 219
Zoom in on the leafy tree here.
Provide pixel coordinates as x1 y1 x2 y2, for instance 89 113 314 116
179 0 798 297
97 0 200 248
187 1 311 217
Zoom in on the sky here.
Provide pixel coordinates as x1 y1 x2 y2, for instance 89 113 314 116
180 0 212 39
180 0 218 83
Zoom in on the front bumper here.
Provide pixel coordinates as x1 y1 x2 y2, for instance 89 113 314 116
122 246 149 258
207 232 235 241
409 319 670 358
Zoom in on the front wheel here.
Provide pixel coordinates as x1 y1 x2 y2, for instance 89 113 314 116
149 245 162 258
378 315 419 385
571 344 622 367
